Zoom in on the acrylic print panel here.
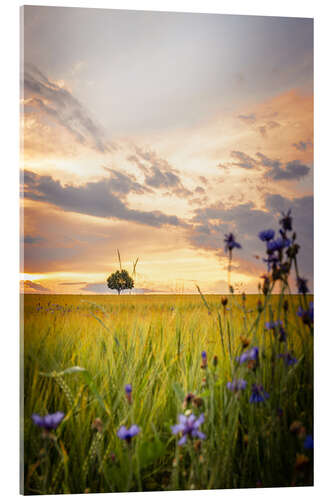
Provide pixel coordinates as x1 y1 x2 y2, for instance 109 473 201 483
20 5 314 495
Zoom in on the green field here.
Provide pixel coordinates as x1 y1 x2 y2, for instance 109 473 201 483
22 292 313 494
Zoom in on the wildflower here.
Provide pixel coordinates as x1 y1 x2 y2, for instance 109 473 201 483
249 384 269 403
279 352 298 366
257 300 264 313
224 233 241 253
183 392 195 409
303 435 314 450
192 396 204 408
171 413 206 446
290 421 303 434
280 209 292 232
227 379 247 393
236 346 259 364
297 302 313 325
32 411 65 431
92 418 103 433
201 351 207 369
263 254 279 270
267 237 291 253
117 425 140 443
294 453 310 471
297 277 309 294
265 320 286 342
258 229 275 242
125 384 132 404
261 274 270 296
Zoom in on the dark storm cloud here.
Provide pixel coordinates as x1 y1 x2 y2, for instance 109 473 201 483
23 170 184 228
128 146 192 197
24 63 113 153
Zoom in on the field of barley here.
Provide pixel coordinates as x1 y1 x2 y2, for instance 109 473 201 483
22 291 313 494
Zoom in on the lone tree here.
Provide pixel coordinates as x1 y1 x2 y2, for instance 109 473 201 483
107 269 134 295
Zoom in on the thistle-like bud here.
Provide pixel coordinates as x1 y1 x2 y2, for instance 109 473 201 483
212 355 218 367
221 297 228 307
92 418 103 433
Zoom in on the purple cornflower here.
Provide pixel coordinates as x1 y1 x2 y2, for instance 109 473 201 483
224 233 241 253
249 384 269 404
236 346 259 364
297 277 309 294
280 209 292 232
265 320 286 342
201 351 207 368
227 379 247 393
258 229 275 242
297 302 313 325
171 413 206 446
31 411 65 431
267 238 291 253
125 384 132 404
117 425 140 443
279 352 298 366
303 435 314 450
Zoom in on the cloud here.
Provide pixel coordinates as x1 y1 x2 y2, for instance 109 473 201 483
230 151 257 169
292 140 312 152
23 170 184 228
186 193 313 286
238 113 256 123
256 153 311 180
24 235 45 244
80 282 159 294
24 63 113 153
59 282 88 286
21 280 51 293
128 146 192 197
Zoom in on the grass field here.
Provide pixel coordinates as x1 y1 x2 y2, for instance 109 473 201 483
22 291 313 494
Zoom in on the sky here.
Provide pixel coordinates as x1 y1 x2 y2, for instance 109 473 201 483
21 6 313 294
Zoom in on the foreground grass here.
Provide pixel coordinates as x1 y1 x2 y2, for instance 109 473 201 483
22 293 313 494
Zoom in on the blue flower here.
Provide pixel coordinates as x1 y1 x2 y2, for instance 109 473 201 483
297 302 313 325
125 384 132 394
258 229 275 242
171 413 206 446
267 238 291 252
31 411 65 430
249 384 269 404
297 277 309 294
265 320 286 342
303 435 314 450
224 233 241 253
117 425 140 442
279 352 298 366
227 379 247 393
201 350 207 368
236 346 259 364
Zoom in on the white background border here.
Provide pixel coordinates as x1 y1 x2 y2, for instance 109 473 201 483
1 0 332 498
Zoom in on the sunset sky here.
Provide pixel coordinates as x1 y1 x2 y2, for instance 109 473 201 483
21 6 313 294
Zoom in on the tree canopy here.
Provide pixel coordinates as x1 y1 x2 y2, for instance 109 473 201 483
107 269 134 295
